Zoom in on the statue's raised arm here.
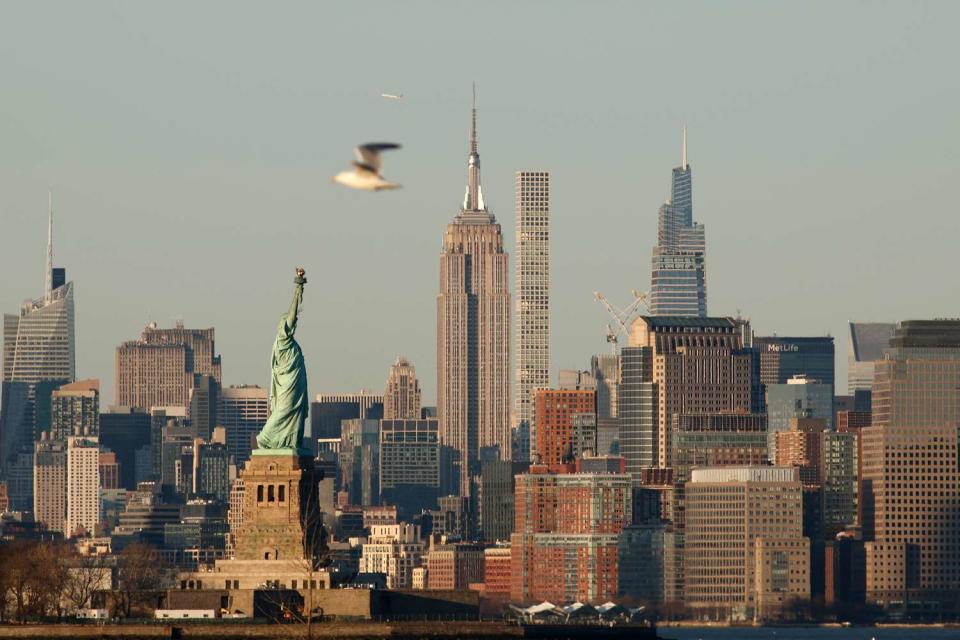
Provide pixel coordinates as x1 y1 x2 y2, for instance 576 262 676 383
254 268 310 455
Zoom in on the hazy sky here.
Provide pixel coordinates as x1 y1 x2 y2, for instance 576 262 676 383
2 2 958 405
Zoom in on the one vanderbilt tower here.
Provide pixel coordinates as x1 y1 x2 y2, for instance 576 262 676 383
437 87 511 496
649 129 707 316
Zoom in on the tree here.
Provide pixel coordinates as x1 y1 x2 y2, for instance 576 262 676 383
64 553 110 614
1 541 65 622
116 543 169 618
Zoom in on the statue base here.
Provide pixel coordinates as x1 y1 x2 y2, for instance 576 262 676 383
233 452 325 564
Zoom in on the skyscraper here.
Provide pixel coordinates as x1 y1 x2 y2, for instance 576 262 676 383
684 466 809 620
532 389 595 470
115 322 221 412
512 467 631 604
310 391 384 441
861 320 960 608
378 418 440 516
218 385 269 467
648 130 707 317
437 89 511 495
66 434 101 537
2 194 75 453
50 379 100 440
847 322 896 393
766 376 833 461
753 336 835 389
514 171 550 448
619 316 758 478
34 436 67 533
383 357 422 420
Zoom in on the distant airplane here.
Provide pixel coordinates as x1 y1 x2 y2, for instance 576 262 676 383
381 93 404 100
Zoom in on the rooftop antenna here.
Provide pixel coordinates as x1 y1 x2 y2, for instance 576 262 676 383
681 127 688 170
44 191 53 302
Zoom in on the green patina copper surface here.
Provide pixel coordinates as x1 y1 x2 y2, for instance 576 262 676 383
254 272 309 455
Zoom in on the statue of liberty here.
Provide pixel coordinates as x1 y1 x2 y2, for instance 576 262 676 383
255 267 309 455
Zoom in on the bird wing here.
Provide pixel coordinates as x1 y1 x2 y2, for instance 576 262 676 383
354 143 401 173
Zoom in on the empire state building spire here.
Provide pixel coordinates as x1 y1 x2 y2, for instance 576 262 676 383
462 83 486 212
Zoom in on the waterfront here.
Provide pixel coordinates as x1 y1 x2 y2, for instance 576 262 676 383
663 628 960 640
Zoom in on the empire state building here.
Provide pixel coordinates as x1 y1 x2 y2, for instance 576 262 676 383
437 90 511 496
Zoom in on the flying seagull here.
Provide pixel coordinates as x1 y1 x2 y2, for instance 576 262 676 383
381 93 404 100
332 143 402 191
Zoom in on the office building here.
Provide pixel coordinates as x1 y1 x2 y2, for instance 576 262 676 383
33 436 67 533
193 440 230 502
339 418 380 506
434 495 472 541
115 322 221 412
383 358 422 420
475 459 526 543
847 322 896 393
532 389 595 469
66 435 101 537
50 379 100 439
861 320 960 608
188 375 218 441
667 412 768 603
0 381 31 477
618 522 670 603
99 450 120 490
378 419 440 516
2 196 76 388
591 354 620 419
822 430 858 535
310 391 383 440
648 130 707 317
99 406 151 490
684 466 809 620
619 316 758 479
480 545 512 601
766 376 833 461
359 523 424 590
775 417 828 485
616 347 656 479
437 91 511 495
425 541 485 590
512 467 631 604
753 336 835 388
217 385 268 467
514 170 550 445
2 198 75 458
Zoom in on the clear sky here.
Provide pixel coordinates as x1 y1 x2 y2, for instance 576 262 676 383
2 1 958 405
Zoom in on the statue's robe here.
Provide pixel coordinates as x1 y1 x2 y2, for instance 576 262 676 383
255 283 308 451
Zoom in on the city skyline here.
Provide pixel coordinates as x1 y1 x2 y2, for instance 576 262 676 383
1 3 958 406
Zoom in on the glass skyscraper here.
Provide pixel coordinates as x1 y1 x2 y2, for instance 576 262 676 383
649 130 707 317
2 197 75 474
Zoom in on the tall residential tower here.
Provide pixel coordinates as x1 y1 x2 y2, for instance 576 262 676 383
648 130 707 317
514 171 550 456
437 89 511 495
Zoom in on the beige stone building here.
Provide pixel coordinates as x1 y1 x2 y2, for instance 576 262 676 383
684 466 808 620
861 320 960 610
437 95 511 495
116 322 221 412
383 357 421 420
359 523 424 589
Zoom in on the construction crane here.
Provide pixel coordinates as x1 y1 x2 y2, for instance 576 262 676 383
594 290 649 354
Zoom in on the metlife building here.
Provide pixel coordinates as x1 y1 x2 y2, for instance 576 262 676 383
752 336 835 388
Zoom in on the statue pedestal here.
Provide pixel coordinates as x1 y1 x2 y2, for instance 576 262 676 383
234 453 325 564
